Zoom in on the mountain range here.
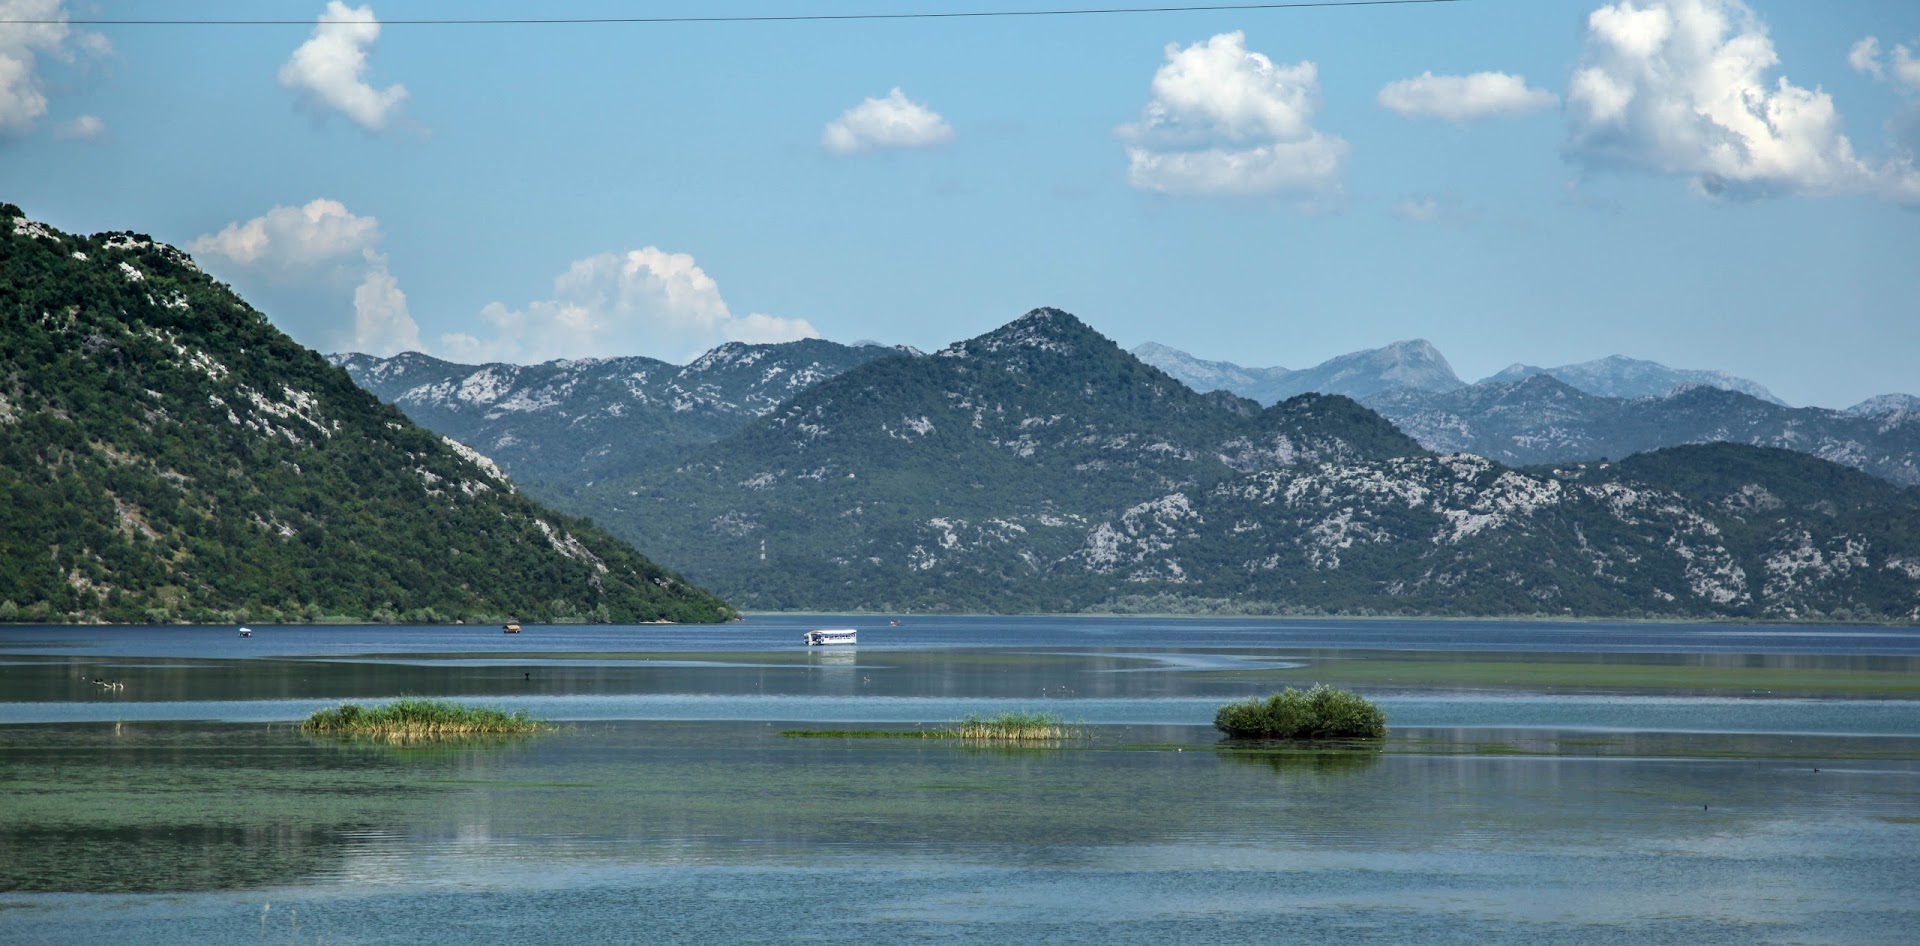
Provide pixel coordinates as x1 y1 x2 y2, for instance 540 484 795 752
13 200 1912 623
0 204 734 625
1136 341 1917 486
1131 339 1465 403
1362 375 1920 487
332 340 914 487
1134 340 1793 405
557 309 1920 620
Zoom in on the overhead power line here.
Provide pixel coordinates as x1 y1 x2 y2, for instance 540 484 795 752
10 0 1466 27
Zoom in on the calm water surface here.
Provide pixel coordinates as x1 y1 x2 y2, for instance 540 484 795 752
1 616 1916 945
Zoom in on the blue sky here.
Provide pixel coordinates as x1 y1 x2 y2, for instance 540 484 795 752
3 0 1916 407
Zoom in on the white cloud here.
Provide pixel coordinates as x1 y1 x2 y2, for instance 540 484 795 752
1565 0 1920 206
0 1 108 137
821 88 953 154
278 1 408 131
1378 71 1558 121
51 112 101 140
351 254 421 356
190 199 382 272
1392 195 1476 226
1849 37 1884 81
1118 31 1347 197
1850 35 1920 93
726 312 821 345
190 199 422 356
445 248 819 364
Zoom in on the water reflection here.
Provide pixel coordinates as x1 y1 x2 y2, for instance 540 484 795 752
1218 746 1383 776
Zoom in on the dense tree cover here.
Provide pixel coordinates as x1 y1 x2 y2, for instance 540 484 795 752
0 205 735 624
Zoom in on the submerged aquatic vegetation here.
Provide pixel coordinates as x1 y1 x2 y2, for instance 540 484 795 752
300 698 542 739
782 711 1081 742
1215 685 1387 740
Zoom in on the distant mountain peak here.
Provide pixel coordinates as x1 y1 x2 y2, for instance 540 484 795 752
941 307 1109 362
1484 355 1783 405
1135 339 1459 404
1847 394 1920 417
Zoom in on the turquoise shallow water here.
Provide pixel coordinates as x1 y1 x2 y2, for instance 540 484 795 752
1 618 1917 945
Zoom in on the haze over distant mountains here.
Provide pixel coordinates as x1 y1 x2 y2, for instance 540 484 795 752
1364 376 1920 487
1135 341 1918 486
1134 341 1792 406
1132 339 1464 404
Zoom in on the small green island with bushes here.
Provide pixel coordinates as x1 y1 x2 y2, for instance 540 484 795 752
301 698 543 740
1215 686 1387 740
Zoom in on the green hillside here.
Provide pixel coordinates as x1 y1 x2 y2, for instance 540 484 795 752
0 204 734 625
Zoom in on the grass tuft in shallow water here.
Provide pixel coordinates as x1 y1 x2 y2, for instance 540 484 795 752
300 698 541 739
953 711 1074 741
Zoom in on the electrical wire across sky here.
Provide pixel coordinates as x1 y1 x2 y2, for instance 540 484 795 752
6 0 1467 27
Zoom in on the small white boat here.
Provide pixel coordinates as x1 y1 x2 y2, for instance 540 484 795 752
803 628 857 646
238 627 253 638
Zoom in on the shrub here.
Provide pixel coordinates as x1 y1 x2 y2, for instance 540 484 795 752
1214 685 1386 740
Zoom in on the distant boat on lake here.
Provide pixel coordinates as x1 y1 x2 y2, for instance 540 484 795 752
804 628 857 646
503 623 522 634
238 627 252 638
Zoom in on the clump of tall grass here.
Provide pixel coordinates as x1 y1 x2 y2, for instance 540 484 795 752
952 711 1075 740
1214 685 1387 740
301 698 542 739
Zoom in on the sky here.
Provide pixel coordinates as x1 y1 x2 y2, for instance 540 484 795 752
2 0 1917 408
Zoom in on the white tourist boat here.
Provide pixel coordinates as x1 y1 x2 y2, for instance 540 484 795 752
803 628 857 646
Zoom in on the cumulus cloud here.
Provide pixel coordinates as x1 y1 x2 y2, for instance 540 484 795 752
1850 35 1920 93
190 199 382 273
351 255 421 356
443 248 819 364
1564 0 1920 206
821 87 953 154
1118 31 1347 197
1378 71 1558 121
190 200 422 356
0 0 109 137
52 113 102 140
278 1 408 131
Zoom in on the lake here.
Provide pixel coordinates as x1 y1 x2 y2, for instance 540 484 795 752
2 615 1917 945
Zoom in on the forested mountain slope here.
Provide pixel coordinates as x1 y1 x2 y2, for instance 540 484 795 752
0 204 734 624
